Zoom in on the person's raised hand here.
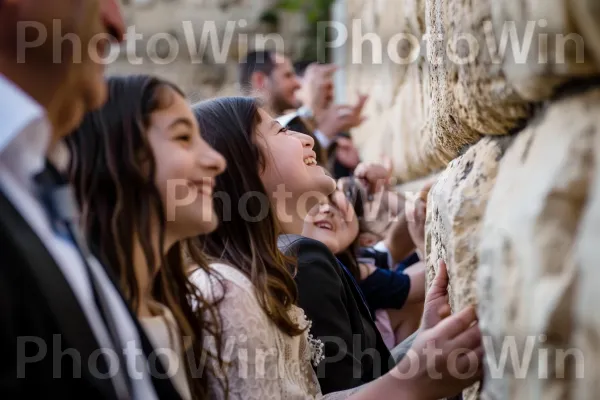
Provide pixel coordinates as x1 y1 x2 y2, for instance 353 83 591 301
337 93 369 131
354 161 392 194
301 63 337 119
318 93 369 139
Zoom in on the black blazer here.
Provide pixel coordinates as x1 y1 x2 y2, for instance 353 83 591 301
279 235 393 394
0 191 182 399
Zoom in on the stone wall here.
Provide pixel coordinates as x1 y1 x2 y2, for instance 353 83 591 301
476 1 600 398
491 0 600 102
109 0 306 100
478 87 600 399
345 0 532 182
345 0 600 399
425 135 514 400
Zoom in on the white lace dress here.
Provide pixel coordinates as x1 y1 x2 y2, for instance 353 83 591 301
189 263 361 400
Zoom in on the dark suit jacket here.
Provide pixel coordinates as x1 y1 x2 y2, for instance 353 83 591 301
278 235 392 394
0 191 181 399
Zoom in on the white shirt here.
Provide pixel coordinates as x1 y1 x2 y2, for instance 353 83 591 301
0 74 158 400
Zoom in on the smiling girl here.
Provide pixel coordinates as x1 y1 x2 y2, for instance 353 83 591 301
66 75 227 400
188 96 482 399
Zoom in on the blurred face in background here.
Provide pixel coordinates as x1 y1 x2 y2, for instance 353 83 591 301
265 53 302 114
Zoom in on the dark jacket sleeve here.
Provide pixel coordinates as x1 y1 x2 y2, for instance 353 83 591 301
395 251 421 271
359 269 411 311
289 237 364 393
0 264 20 397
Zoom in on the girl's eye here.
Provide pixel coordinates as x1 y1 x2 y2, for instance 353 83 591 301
278 126 288 134
175 133 191 142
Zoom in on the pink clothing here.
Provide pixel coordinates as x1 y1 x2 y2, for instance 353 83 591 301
374 310 396 349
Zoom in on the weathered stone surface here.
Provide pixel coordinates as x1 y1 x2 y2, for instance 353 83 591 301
477 87 600 400
424 0 532 136
491 0 600 101
346 0 429 181
349 0 533 182
424 135 514 400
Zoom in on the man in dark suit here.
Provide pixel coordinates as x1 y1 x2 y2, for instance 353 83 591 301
0 1 182 398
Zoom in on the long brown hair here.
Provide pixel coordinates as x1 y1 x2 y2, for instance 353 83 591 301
188 96 304 336
65 75 224 399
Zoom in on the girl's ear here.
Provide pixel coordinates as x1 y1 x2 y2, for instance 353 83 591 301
359 232 377 247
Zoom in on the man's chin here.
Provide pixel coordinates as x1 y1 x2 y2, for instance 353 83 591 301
280 97 301 112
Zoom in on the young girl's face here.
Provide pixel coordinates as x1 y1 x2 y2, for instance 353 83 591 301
148 87 226 242
255 108 336 212
302 190 360 254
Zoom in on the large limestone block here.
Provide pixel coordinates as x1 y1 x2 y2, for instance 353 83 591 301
352 0 536 182
477 87 600 400
420 0 532 163
571 130 600 400
424 135 513 400
491 0 600 101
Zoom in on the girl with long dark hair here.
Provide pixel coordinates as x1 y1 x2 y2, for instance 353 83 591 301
66 75 227 400
188 96 483 399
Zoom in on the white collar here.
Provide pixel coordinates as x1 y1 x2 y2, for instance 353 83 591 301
0 74 51 178
276 111 301 127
